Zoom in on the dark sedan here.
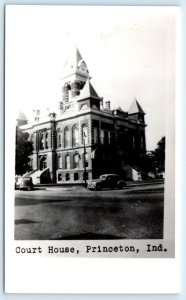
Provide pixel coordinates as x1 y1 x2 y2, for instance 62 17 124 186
87 174 126 191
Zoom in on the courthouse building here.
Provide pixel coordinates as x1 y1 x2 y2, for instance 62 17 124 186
17 48 147 184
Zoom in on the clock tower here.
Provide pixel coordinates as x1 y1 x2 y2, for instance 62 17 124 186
61 47 90 103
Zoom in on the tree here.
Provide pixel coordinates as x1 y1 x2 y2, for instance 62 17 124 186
154 137 165 173
15 127 33 175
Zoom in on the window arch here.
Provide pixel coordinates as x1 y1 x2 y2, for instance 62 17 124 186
64 127 70 148
65 154 70 169
82 124 88 145
57 129 62 148
72 125 79 147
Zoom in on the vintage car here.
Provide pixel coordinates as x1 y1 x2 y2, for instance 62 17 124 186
87 174 126 191
19 177 34 191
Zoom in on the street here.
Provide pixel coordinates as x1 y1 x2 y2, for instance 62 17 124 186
15 184 164 240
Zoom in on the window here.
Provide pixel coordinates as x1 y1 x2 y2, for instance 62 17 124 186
58 174 62 181
93 127 98 144
45 133 49 149
73 154 79 169
84 153 88 168
101 130 104 144
132 136 135 149
65 155 70 169
108 131 111 144
74 173 79 181
64 127 70 148
66 173 70 181
40 133 45 150
30 134 34 150
82 124 88 145
40 155 47 170
57 130 62 148
57 155 63 169
72 125 79 147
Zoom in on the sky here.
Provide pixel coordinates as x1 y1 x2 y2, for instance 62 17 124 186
5 6 177 150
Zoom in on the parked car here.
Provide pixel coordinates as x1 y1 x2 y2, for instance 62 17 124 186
87 174 126 191
19 177 34 191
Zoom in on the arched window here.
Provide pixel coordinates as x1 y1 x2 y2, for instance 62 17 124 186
57 129 62 148
57 155 62 169
65 155 70 169
64 127 70 148
82 124 88 145
40 133 45 150
73 154 79 169
72 125 79 147
45 132 49 149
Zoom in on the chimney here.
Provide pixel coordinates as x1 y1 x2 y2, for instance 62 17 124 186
105 101 110 110
100 98 103 109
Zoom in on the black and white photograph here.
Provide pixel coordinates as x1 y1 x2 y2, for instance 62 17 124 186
5 6 180 292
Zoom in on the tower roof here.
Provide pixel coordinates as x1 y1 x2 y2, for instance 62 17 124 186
62 46 89 78
128 98 145 114
78 79 100 100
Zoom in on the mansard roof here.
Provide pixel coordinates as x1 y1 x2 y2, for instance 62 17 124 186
128 98 145 114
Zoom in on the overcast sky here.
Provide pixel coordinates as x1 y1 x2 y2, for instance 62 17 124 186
5 6 177 150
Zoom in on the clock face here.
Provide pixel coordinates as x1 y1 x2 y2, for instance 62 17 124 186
80 62 86 71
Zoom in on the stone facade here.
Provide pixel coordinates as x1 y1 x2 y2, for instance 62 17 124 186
18 48 147 184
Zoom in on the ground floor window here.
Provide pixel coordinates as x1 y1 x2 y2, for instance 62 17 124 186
40 155 47 170
74 173 79 181
66 173 70 181
83 172 88 181
58 174 62 181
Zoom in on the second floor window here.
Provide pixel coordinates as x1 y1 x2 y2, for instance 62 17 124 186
65 155 70 169
57 155 63 169
93 127 98 144
73 154 79 169
64 127 70 148
82 124 88 145
40 133 45 150
72 125 79 147
100 130 104 144
57 130 62 148
45 133 49 149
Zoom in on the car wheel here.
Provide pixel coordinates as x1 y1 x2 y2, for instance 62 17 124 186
118 182 124 189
